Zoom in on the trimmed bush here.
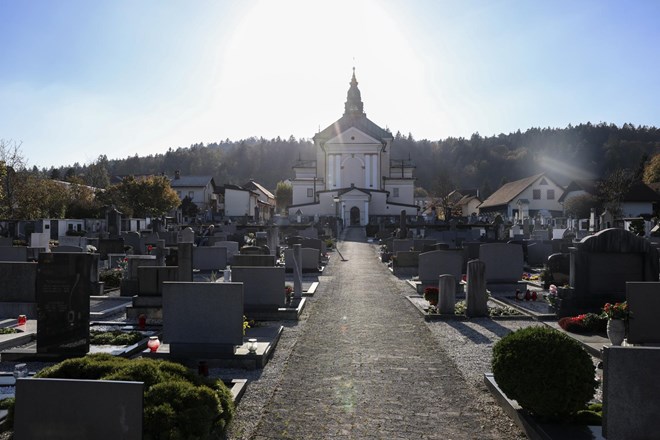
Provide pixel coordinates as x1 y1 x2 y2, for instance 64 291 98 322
492 326 596 421
27 354 235 438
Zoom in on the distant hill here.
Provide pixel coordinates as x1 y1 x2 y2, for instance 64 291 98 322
48 123 660 197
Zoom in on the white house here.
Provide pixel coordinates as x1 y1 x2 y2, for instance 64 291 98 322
170 171 218 219
221 184 260 221
478 173 564 220
243 180 276 222
288 69 417 225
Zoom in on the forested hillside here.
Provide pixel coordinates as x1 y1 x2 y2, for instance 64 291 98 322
50 123 660 197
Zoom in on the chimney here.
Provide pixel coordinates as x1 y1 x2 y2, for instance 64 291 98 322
174 170 180 180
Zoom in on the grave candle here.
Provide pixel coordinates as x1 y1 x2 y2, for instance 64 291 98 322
17 315 27 326
147 336 161 352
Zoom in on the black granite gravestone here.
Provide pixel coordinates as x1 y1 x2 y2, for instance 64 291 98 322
36 253 95 354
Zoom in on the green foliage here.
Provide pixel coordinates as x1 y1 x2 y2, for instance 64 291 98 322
275 180 293 212
99 268 123 288
180 195 199 218
643 153 660 184
563 194 600 219
97 175 180 218
31 354 234 438
492 326 597 420
0 327 18 335
90 330 144 345
629 218 645 236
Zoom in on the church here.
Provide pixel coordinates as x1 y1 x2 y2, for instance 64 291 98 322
289 70 417 226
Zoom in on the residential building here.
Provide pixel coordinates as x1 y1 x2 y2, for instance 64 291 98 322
170 171 218 220
478 173 564 220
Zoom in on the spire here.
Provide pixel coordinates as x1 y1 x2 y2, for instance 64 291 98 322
344 67 364 117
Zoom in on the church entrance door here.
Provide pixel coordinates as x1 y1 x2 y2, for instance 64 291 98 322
350 207 361 226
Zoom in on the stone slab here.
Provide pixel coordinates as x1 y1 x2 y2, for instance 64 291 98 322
626 281 660 344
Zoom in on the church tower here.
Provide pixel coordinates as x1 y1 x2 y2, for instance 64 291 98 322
290 70 416 225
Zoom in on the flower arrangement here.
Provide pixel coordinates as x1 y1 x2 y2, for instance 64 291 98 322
423 286 439 306
546 284 559 308
558 313 606 333
601 302 631 321
284 285 293 303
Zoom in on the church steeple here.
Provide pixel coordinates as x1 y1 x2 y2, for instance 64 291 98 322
344 67 365 117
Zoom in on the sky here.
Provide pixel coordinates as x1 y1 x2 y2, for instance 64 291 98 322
1 0 660 169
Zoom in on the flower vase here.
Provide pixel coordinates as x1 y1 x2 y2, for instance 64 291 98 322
607 319 625 346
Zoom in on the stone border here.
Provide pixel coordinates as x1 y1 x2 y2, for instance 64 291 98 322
405 295 531 322
484 373 603 440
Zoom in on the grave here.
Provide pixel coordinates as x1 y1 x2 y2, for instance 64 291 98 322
602 346 660 440
122 231 142 255
479 243 523 291
392 239 414 253
213 241 239 264
569 228 659 311
193 246 228 271
413 239 436 252
466 259 488 317
0 246 28 262
162 282 244 356
36 252 96 356
51 245 83 253
284 248 320 272
392 251 420 277
626 281 660 344
0 262 37 317
125 266 179 321
97 238 125 260
232 254 276 267
15 378 143 440
438 274 456 315
231 266 296 318
57 235 87 248
526 240 554 266
417 250 463 292
120 255 157 297
547 253 570 286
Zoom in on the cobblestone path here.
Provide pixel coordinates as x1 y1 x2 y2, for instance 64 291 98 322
250 227 508 439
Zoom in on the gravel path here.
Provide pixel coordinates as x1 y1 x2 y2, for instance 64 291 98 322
226 228 527 440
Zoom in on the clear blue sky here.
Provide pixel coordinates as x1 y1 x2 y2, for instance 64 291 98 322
2 0 659 169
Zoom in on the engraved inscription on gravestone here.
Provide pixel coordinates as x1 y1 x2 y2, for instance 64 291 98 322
36 253 94 354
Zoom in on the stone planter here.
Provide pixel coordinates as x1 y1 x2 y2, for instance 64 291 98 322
607 319 626 346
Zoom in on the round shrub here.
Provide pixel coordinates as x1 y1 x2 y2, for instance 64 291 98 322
492 326 596 420
31 354 235 438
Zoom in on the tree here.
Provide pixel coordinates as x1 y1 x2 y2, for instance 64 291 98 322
597 169 635 217
563 194 600 219
67 178 102 218
275 181 292 213
642 153 660 184
180 195 199 218
85 156 111 188
0 139 27 218
97 175 180 218
12 174 69 219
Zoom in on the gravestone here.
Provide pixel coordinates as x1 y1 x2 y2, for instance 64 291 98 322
192 246 227 271
626 282 660 344
240 245 266 255
547 253 570 286
97 238 125 260
418 250 462 291
213 241 239 264
58 235 87 248
232 254 276 267
286 235 304 246
15 378 143 440
570 228 659 309
123 231 142 254
284 248 320 272
138 266 179 296
120 255 157 296
526 240 554 266
466 259 488 317
106 205 122 238
438 274 456 314
392 239 414 253
30 232 50 249
301 238 323 255
0 262 37 317
413 239 436 252
479 243 523 284
463 242 482 261
162 282 243 356
602 346 660 440
231 266 286 311
392 251 419 277
0 246 28 262
37 252 96 354
52 245 83 253
178 242 193 282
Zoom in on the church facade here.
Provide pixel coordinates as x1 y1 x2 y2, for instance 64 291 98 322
289 70 417 226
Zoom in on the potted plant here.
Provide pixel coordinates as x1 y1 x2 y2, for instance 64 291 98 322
423 286 439 306
601 301 631 346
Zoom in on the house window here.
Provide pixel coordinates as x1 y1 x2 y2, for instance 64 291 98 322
539 178 548 185
533 189 541 200
393 188 399 197
188 191 194 199
307 188 313 197
547 189 555 200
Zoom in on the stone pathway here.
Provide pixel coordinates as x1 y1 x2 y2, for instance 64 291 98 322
249 227 513 439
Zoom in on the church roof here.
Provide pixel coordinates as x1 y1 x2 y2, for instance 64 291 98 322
313 69 392 146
